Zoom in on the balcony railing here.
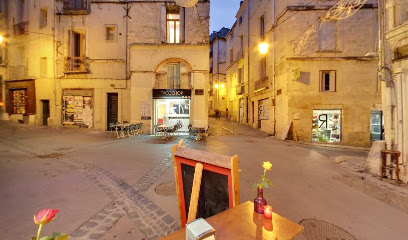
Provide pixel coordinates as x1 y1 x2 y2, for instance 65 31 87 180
63 0 89 14
64 57 89 73
14 22 29 35
254 76 269 92
236 83 245 95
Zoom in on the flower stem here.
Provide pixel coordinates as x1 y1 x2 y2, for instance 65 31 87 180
36 224 43 240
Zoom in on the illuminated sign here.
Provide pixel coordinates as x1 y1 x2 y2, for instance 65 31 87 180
152 89 191 99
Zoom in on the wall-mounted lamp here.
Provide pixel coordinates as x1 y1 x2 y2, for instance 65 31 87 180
258 42 268 55
214 83 219 89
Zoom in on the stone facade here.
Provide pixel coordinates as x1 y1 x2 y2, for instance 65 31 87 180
209 27 229 116
2 0 209 132
226 0 381 146
382 0 408 182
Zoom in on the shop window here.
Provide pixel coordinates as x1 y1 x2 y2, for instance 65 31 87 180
318 20 337 51
105 25 117 41
169 99 190 115
40 8 47 28
312 110 341 143
167 9 180 44
320 70 336 92
63 95 93 127
168 64 180 89
12 89 27 114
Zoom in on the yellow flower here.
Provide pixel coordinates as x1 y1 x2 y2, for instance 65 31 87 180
262 161 272 171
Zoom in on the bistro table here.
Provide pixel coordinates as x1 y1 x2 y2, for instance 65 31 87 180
157 124 173 140
191 124 208 141
159 201 303 240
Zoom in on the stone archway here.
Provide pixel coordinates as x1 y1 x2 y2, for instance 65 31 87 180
153 58 192 89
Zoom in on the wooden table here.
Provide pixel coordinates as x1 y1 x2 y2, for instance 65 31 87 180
159 201 303 240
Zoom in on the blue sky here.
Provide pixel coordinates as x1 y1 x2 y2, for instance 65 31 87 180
210 0 242 33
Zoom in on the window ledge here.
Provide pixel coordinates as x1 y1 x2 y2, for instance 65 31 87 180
316 50 342 53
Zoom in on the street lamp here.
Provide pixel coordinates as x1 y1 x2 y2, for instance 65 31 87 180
258 42 268 55
0 35 3 43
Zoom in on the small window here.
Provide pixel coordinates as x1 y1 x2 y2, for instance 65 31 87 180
40 9 47 28
318 20 337 51
260 57 266 79
320 70 336 92
40 57 47 77
260 15 265 38
240 35 243 50
230 48 234 64
239 16 243 26
167 12 180 44
105 25 117 41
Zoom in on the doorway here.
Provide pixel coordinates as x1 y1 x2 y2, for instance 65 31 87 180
239 99 244 123
41 100 49 126
107 93 118 130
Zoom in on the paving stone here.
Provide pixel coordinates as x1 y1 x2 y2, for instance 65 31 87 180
146 204 157 211
112 213 123 218
128 211 139 219
83 221 98 228
89 233 103 239
161 215 174 225
91 215 105 221
70 229 88 237
156 209 165 216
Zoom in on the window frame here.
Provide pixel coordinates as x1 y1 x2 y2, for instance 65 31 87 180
168 64 181 89
166 12 180 44
105 24 117 41
39 8 47 28
319 70 336 92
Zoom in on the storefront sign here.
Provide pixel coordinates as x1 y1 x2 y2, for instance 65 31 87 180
312 109 341 143
153 89 191 99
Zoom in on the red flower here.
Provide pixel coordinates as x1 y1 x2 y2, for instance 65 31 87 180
34 209 59 225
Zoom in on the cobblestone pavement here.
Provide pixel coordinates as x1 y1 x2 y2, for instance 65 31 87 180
0 121 193 240
2 120 408 240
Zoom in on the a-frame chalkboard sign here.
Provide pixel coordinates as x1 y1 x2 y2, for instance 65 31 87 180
171 145 240 227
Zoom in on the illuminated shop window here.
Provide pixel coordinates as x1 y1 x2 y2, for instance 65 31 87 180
312 109 341 143
12 89 27 114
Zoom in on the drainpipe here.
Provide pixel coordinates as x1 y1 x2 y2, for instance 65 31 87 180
272 0 276 135
246 0 250 125
378 0 393 150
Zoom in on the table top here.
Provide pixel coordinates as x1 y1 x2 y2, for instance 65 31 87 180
159 201 303 240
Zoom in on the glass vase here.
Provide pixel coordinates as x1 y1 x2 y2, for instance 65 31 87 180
254 187 267 214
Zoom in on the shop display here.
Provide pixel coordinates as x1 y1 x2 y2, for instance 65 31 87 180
63 95 93 128
12 89 27 114
312 110 341 143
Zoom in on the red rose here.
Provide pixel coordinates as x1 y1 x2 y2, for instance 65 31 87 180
34 209 59 225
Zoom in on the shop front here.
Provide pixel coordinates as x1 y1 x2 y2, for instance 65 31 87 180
62 89 93 128
153 89 191 133
312 109 341 143
5 80 36 123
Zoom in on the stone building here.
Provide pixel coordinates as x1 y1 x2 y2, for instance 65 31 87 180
381 0 408 182
1 0 209 133
225 0 381 146
209 27 229 116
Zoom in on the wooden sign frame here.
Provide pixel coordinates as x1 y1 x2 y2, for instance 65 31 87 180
171 145 240 227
